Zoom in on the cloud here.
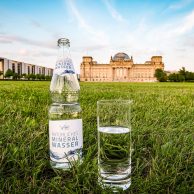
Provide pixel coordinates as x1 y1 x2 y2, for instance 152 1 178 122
0 34 56 49
182 34 194 47
0 48 56 67
29 19 63 40
72 44 109 52
168 0 194 10
102 0 127 23
0 39 12 44
174 9 194 35
66 0 109 45
17 49 55 57
110 8 194 70
143 9 194 46
175 48 187 52
18 49 29 56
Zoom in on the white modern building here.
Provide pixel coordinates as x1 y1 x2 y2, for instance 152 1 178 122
0 57 53 79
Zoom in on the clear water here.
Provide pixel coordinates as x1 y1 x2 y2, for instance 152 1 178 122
50 74 80 103
49 72 82 170
98 126 131 191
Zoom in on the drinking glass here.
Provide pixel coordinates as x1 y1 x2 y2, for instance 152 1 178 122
97 100 132 191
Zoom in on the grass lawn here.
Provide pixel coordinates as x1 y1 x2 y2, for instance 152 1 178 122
0 81 193 193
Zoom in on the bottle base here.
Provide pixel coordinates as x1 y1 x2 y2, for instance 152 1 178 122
50 160 71 170
50 157 83 170
98 177 131 191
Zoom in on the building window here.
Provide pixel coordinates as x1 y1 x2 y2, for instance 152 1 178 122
18 64 20 75
28 66 30 74
18 63 22 75
32 66 35 74
12 63 15 73
39 68 41 74
42 68 45 75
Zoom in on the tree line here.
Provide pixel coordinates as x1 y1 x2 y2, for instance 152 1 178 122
0 69 52 80
155 67 194 82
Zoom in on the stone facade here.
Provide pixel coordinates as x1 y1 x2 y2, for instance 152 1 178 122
80 52 164 82
0 57 53 79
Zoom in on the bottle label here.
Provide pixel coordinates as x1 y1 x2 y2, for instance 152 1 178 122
49 119 83 162
54 58 75 75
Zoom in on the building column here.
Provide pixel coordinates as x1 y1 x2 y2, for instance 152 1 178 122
128 68 130 81
4 59 9 74
123 68 126 80
116 68 118 79
14 63 17 73
22 63 24 74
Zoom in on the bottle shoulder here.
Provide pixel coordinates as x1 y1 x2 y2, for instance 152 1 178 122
50 74 80 103
49 103 82 120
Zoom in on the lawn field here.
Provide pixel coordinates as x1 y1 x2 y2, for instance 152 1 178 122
0 81 193 194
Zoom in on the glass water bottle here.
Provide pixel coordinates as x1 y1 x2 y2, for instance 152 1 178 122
49 38 83 169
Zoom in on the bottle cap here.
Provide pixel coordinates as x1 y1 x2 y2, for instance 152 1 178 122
57 38 70 47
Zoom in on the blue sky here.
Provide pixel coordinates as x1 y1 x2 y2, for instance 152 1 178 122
1 0 194 72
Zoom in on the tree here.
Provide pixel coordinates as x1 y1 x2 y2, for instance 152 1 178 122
45 75 51 81
154 69 167 82
13 73 19 80
27 74 36 80
21 73 27 79
178 67 186 81
179 67 186 76
27 74 33 80
5 69 14 78
185 72 194 81
40 74 45 80
168 73 177 82
177 74 185 82
36 74 41 80
168 67 194 82
31 74 36 80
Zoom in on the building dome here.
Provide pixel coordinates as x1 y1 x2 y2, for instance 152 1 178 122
113 52 130 61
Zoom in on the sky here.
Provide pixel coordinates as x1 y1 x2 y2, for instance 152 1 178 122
1 0 194 73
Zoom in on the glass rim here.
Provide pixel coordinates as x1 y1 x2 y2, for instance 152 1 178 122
97 99 132 105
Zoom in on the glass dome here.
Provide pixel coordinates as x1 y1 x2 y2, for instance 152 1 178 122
113 52 130 61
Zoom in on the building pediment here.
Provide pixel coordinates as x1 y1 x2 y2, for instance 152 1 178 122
111 61 133 67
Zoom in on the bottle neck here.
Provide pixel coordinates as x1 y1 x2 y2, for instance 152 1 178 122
50 39 80 103
54 44 75 74
57 45 71 60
